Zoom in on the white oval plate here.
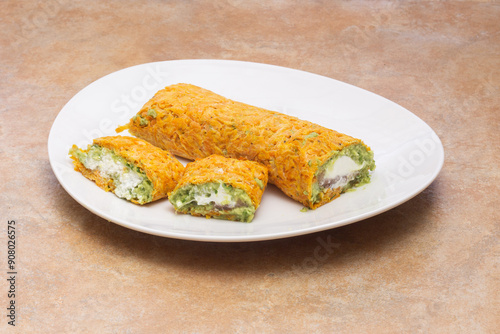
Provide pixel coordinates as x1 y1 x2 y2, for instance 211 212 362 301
48 59 444 242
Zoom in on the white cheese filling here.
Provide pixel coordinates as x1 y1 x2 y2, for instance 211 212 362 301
323 156 365 189
177 183 236 208
83 150 143 201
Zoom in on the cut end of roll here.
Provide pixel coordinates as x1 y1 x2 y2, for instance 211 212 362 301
69 143 154 204
307 143 375 209
169 181 257 222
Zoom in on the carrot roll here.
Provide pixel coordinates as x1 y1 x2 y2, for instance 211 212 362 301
117 83 375 209
169 155 268 222
69 136 184 204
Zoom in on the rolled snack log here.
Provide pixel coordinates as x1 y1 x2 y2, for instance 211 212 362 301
69 136 184 204
117 83 375 209
169 155 268 222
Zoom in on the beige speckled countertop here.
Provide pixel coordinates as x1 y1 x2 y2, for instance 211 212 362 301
1 1 498 332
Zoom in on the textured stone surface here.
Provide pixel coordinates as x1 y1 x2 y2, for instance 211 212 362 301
0 0 498 332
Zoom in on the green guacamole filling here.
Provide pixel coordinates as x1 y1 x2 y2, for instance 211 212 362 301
69 145 153 204
147 108 157 118
169 182 256 222
311 143 375 204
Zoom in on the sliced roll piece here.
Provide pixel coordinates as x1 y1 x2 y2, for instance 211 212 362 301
69 136 184 204
169 155 268 222
117 83 375 209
